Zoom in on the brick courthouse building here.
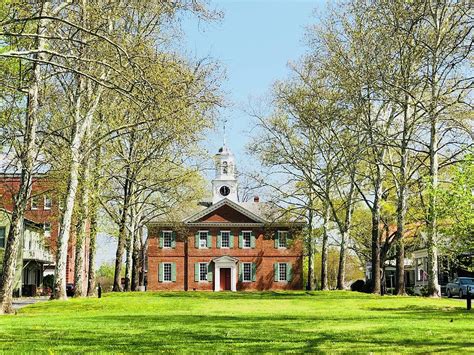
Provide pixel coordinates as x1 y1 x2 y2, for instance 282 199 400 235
147 145 304 291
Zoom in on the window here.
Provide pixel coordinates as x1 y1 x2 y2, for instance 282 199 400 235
199 263 208 282
221 231 230 248
163 231 172 248
242 231 251 248
0 227 5 248
279 263 288 282
44 223 51 237
199 231 208 248
44 195 52 210
243 263 252 282
278 231 288 248
416 257 428 282
163 263 172 282
31 197 39 210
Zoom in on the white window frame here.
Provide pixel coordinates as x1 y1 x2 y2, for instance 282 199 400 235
242 230 252 249
162 230 173 249
242 262 252 282
44 223 52 237
199 262 208 282
163 263 172 282
199 231 208 249
279 263 288 282
31 196 39 210
278 231 288 249
220 230 230 248
44 195 52 210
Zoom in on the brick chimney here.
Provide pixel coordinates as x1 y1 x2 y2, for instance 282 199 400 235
253 196 260 203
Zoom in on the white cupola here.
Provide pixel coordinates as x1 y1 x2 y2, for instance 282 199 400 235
212 144 238 203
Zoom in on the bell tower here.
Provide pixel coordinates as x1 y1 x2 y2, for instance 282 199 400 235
212 121 238 203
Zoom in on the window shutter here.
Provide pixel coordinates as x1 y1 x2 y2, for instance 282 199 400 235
229 232 234 248
158 263 163 282
194 263 200 282
217 232 221 248
239 263 243 282
238 231 243 249
274 263 279 282
286 262 292 282
274 231 279 248
159 231 164 249
171 231 176 248
206 232 211 248
207 263 213 282
171 263 176 282
250 232 256 248
252 263 257 282
195 231 199 249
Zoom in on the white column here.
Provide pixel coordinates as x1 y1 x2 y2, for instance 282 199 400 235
231 265 237 292
214 267 220 292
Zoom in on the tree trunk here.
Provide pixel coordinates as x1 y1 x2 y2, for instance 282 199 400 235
139 237 147 287
124 218 134 292
371 160 383 294
74 161 90 297
337 231 347 290
306 209 315 291
132 225 141 291
321 201 330 291
87 150 100 296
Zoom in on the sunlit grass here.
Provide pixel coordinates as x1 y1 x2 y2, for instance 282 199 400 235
0 291 472 352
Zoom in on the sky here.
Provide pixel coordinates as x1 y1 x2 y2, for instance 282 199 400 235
180 0 324 172
96 0 326 267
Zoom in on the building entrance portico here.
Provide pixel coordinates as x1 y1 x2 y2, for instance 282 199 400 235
213 255 238 292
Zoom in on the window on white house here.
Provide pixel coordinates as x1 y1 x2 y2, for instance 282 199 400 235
163 263 172 282
44 223 51 237
278 231 288 248
199 263 208 281
163 231 172 248
221 231 230 248
31 197 39 210
243 263 252 282
44 195 52 210
0 227 5 248
199 231 208 248
243 231 251 248
279 263 288 282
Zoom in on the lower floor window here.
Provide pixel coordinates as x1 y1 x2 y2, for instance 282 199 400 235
279 263 287 282
243 263 252 282
200 263 208 281
163 263 172 282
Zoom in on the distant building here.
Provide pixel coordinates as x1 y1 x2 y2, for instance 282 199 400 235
147 144 305 291
0 209 54 296
0 174 89 293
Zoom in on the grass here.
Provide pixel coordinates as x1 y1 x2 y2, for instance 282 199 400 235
0 291 473 353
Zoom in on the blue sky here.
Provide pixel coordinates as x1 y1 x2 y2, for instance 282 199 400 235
180 0 325 172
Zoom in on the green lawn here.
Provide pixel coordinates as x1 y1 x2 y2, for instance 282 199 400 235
0 291 472 353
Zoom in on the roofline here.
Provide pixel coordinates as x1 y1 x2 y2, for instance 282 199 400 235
182 198 267 224
146 221 305 228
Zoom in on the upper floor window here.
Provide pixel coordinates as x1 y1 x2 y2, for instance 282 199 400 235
163 231 172 248
0 226 6 248
44 223 51 237
222 161 228 174
242 231 251 248
44 195 52 210
221 231 230 248
278 231 288 248
199 231 208 248
31 197 39 210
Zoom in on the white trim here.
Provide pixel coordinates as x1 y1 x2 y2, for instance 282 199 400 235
220 230 231 248
31 197 39 210
198 262 208 282
43 195 52 210
277 230 288 249
242 262 252 283
162 262 172 283
198 230 209 249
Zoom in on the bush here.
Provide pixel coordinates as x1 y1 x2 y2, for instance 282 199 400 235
351 279 365 292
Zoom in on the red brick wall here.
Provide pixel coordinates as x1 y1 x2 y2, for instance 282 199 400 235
147 224 303 292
